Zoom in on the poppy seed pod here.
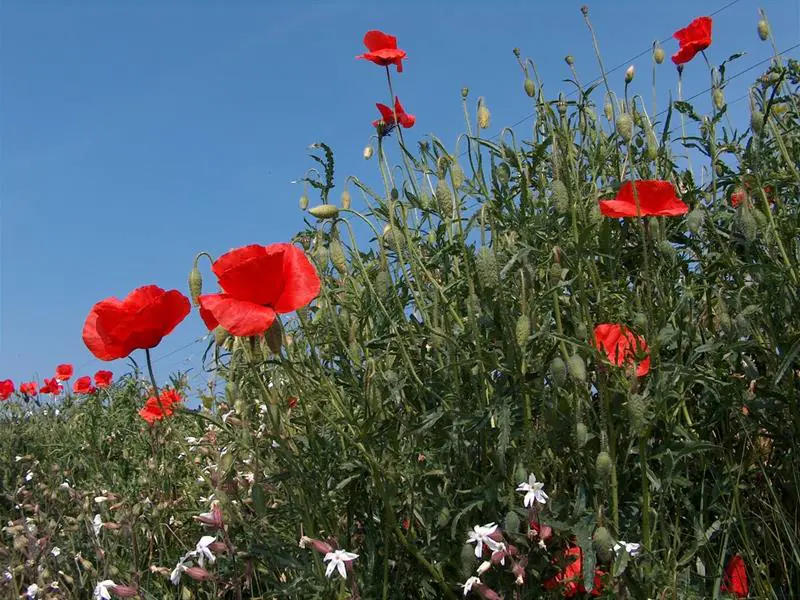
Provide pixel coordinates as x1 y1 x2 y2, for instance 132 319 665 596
616 113 634 141
524 77 536 98
653 45 665 64
757 19 769 41
308 204 340 219
515 315 531 348
461 87 469 99
475 247 499 289
189 267 203 307
595 451 612 482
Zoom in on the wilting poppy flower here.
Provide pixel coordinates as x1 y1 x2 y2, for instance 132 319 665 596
198 243 320 337
94 370 113 389
543 546 605 598
0 379 14 401
672 16 712 65
83 285 191 361
19 382 38 396
721 554 749 598
73 376 96 395
373 97 416 130
594 323 651 377
40 377 63 396
138 389 183 424
599 180 689 218
356 30 407 72
55 364 74 381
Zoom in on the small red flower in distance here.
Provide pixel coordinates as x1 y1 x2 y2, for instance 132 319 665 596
373 97 416 130
94 370 113 389
594 323 651 377
138 389 183 424
55 364 74 381
40 377 63 396
288 396 298 409
198 243 320 337
543 546 605 598
672 16 712 65
731 181 775 208
83 285 190 361
721 554 749 598
73 376 96 395
19 382 38 396
356 30 407 72
0 380 14 401
599 180 689 218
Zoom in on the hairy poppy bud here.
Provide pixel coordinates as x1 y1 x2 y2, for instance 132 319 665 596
299 195 309 210
461 87 469 99
188 267 203 307
575 422 589 447
624 65 635 83
757 19 769 41
567 355 586 382
627 393 647 431
750 110 764 134
592 526 614 552
213 326 230 346
451 163 465 188
313 242 329 270
550 357 567 387
363 145 374 160
265 319 283 354
687 208 704 234
495 162 511 185
435 179 454 218
308 204 340 219
712 88 725 111
551 179 569 214
739 205 758 242
653 45 665 64
330 236 348 274
565 55 575 66
580 5 589 16
616 113 634 141
475 247 499 289
603 102 613 121
595 451 612 482
515 315 531 348
341 190 351 210
524 78 536 98
548 263 563 287
478 99 491 129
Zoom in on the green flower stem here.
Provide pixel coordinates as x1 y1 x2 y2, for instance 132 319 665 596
639 434 651 550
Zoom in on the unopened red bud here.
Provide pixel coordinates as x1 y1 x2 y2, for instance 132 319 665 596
208 541 228 554
184 566 213 582
109 583 139 598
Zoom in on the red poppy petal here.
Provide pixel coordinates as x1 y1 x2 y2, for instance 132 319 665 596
598 199 639 218
271 243 321 313
199 294 276 337
199 305 219 331
363 30 397 52
82 300 135 361
125 288 190 350
213 245 286 306
376 103 394 123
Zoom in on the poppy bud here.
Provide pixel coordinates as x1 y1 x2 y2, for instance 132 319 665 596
551 179 569 214
477 99 491 129
687 208 704 234
494 162 511 185
451 163 465 188
627 393 647 431
567 355 586 382
757 19 769 41
313 242 329 270
524 78 536 98
575 422 589 447
515 315 531 348
565 55 575 66
504 510 521 534
624 65 635 83
299 195 309 210
363 145 373 160
181 588 194 600
595 451 612 482
750 110 764 134
265 319 283 354
653 45 665 64
548 263 563 287
603 102 613 121
341 190 352 210
713 88 725 110
213 326 230 346
461 87 469 99
189 267 203 307
475 247 498 289
739 205 758 243
580 5 589 16
616 113 634 141
435 180 454 218
592 526 614 552
550 357 567 387
308 204 340 220
382 225 403 251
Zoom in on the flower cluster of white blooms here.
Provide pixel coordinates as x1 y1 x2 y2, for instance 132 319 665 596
170 536 217 585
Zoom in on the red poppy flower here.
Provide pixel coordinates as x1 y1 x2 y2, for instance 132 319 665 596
94 370 113 389
138 389 183 424
373 97 416 130
73 376 96 395
356 30 407 72
55 364 74 381
288 396 298 409
672 16 712 65
19 382 38 396
0 379 14 401
599 180 689 218
40 377 63 396
594 323 651 377
721 554 749 598
543 546 605 598
83 285 191 361
731 182 775 208
198 243 320 337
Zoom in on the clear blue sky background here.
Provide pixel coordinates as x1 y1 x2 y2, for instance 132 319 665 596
1 0 798 392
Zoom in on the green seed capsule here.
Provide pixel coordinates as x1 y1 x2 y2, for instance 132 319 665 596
595 451 612 482
516 315 531 348
616 113 634 141
550 357 567 387
713 88 725 110
653 46 665 64
524 77 536 98
567 355 586 382
308 204 340 219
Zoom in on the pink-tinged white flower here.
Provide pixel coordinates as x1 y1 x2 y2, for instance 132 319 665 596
195 536 217 567
614 541 642 557
170 561 188 586
323 549 359 579
93 580 116 600
476 561 492 575
51 547 61 557
462 576 481 596
466 523 502 558
93 514 104 536
516 474 548 507
195 502 224 529
26 584 40 598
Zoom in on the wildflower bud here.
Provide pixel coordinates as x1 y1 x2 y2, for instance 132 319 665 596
551 179 569 214
475 247 499 289
687 208 704 234
382 225 403 251
524 77 536 98
184 566 213 582
550 357 567 387
751 110 764 134
548 263 563 287
494 162 511 185
109 584 139 598
557 95 567 116
515 315 531 348
363 145 373 160
299 195 309 210
313 242 329 270
188 267 203 307
592 526 614 552
330 237 348 274
451 163 465 188
653 45 665 64
567 355 586 382
476 560 492 575
308 204 340 220
341 190 351 210
603 102 613 121
513 47 521 58
477 103 491 130
575 422 589 447
624 65 635 83
265 318 283 354
213 326 230 346
739 205 758 242
461 87 469 99
565 55 575 66
757 19 769 41
504 510 521 534
580 5 589 16
595 451 612 482
712 88 725 111
435 179 454 218
627 393 647 431
208 541 228 554
616 113 634 141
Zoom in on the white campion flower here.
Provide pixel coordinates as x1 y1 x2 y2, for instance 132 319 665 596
466 523 502 558
170 561 187 586
323 549 359 580
195 536 217 567
614 541 641 557
461 576 481 596
516 474 549 507
476 561 492 575
51 547 61 557
59 481 71 489
25 471 34 482
93 514 104 536
93 580 116 600
26 583 40 598
94 496 109 504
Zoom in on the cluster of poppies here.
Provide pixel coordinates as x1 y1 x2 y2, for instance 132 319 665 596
0 364 113 402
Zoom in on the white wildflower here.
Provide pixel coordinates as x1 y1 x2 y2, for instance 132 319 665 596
51 547 61 557
516 473 549 507
461 576 481 596
466 523 502 558
93 514 103 536
26 583 40 598
93 580 116 600
195 536 217 567
614 541 641 557
323 549 359 579
476 560 492 575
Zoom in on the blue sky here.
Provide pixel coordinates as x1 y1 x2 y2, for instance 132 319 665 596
1 0 798 392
